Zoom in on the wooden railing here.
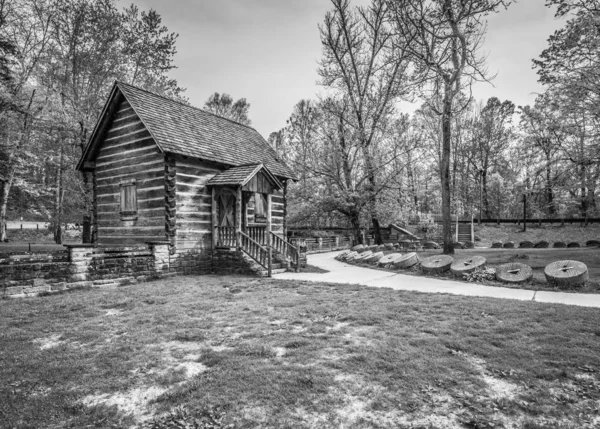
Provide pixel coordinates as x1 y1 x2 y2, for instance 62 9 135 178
239 231 269 270
246 226 267 244
271 232 298 270
216 226 236 247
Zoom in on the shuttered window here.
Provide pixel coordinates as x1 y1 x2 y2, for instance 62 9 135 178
120 180 138 220
254 193 267 222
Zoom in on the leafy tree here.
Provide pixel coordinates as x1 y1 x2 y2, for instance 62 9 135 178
319 0 412 244
203 93 251 125
387 0 512 253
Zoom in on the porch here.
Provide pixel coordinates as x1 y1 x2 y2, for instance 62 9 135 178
207 164 299 276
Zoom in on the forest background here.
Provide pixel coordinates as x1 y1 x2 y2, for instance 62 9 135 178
1 0 599 248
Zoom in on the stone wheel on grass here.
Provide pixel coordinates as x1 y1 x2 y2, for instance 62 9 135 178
351 244 365 252
553 241 567 248
335 251 350 261
393 252 420 269
496 263 533 284
421 255 454 274
384 243 395 251
491 241 503 249
364 251 384 264
451 256 486 277
377 253 404 267
534 241 549 249
503 241 515 249
519 241 534 249
586 240 600 248
567 242 581 248
544 260 589 288
354 251 373 262
343 251 360 262
423 241 440 250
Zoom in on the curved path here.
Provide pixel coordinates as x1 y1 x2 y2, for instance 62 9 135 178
274 251 600 308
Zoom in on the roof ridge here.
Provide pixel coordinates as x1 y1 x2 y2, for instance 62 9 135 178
116 81 259 133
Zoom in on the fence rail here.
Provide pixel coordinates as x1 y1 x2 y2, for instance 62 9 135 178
216 226 236 247
239 231 268 269
271 232 298 269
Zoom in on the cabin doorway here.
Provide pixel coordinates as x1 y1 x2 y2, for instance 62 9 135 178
216 191 236 247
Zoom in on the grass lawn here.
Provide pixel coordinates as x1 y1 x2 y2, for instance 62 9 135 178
358 247 600 293
475 224 600 248
2 276 600 428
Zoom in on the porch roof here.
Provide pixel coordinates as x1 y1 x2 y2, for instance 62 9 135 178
206 163 283 190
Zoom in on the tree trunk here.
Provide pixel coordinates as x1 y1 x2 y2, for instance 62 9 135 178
0 171 13 242
53 148 64 244
546 163 555 216
441 87 454 254
362 148 383 245
349 209 362 245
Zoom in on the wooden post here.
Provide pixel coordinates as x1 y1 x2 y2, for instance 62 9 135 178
266 193 272 277
211 187 218 248
236 187 242 250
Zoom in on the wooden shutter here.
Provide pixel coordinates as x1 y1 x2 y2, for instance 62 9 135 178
254 193 266 221
218 194 235 227
120 181 138 220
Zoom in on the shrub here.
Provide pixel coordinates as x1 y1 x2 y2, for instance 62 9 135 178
463 267 496 283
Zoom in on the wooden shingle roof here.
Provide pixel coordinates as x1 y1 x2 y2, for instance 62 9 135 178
207 163 282 189
78 82 295 180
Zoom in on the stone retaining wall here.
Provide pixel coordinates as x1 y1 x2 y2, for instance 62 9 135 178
1 241 309 298
0 242 174 298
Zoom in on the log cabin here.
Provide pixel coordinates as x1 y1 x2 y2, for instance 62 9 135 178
77 81 298 276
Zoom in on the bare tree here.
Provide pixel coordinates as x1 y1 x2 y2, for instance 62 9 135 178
387 0 512 253
319 0 412 244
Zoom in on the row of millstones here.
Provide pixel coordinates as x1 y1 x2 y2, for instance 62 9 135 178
336 246 589 288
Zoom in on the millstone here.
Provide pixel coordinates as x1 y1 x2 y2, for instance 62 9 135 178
586 240 600 247
453 242 465 249
464 241 475 249
377 253 404 266
491 241 503 249
351 244 365 252
519 241 534 249
421 255 454 274
567 242 581 248
544 260 589 288
343 251 360 262
368 245 379 251
353 250 373 262
384 243 395 251
503 241 515 249
423 241 440 250
393 252 419 269
534 241 549 249
553 241 567 248
496 263 533 284
363 251 385 264
450 256 486 276
335 250 351 261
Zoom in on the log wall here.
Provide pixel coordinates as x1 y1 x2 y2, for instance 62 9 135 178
95 99 166 245
171 155 218 273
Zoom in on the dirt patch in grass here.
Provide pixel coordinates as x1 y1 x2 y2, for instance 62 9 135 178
2 275 600 428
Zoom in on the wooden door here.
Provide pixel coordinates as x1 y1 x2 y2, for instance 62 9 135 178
218 193 235 227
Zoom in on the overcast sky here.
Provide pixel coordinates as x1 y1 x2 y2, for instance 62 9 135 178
129 0 564 138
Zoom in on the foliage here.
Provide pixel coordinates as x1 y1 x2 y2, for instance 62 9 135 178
0 0 183 242
203 93 251 125
463 267 496 282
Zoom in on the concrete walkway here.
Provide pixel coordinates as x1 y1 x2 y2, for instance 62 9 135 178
274 251 600 308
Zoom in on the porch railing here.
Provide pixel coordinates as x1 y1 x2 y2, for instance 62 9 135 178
246 225 267 245
271 232 298 271
216 226 236 247
239 230 269 270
